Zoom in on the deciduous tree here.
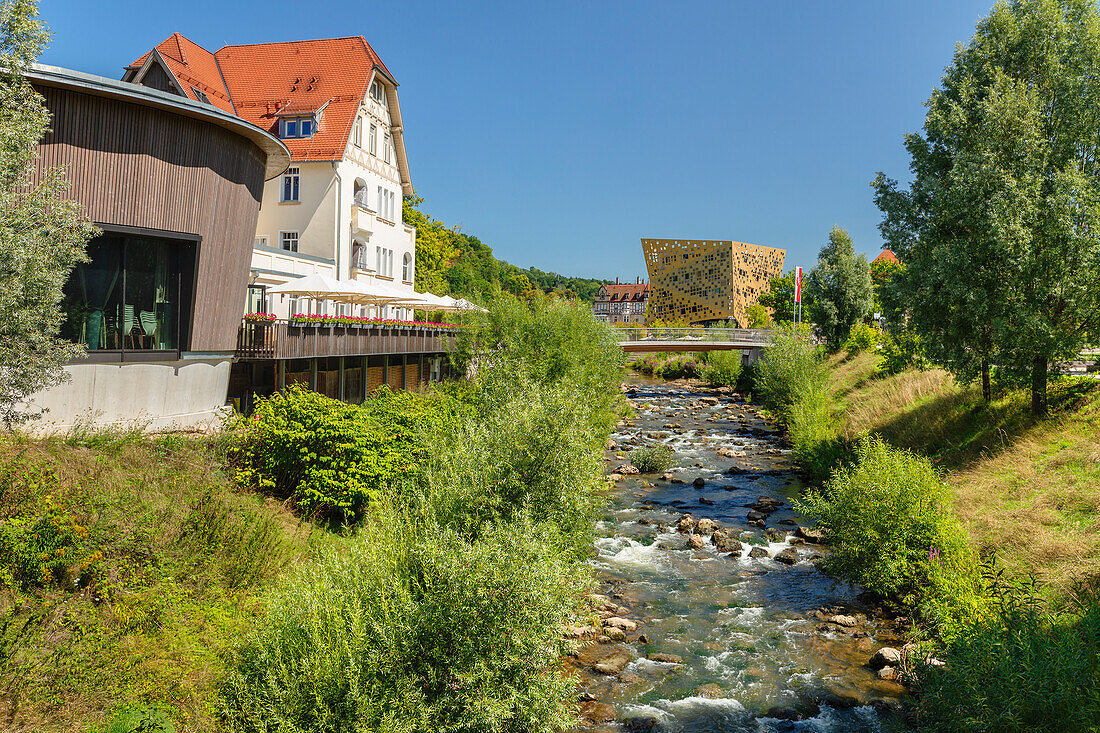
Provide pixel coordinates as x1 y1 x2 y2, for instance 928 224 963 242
0 0 94 426
874 0 1100 415
805 226 873 349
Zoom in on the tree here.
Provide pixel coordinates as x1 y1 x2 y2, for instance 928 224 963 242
805 226 873 349
745 303 772 329
0 0 94 426
758 269 814 323
873 0 1100 415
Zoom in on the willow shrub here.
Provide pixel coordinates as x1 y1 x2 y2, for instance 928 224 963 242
629 444 674 474
227 386 435 519
700 350 742 387
920 575 1100 732
797 438 981 629
753 330 829 421
221 513 582 733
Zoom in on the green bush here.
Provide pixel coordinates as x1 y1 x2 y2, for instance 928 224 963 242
753 332 829 420
629 444 674 473
785 382 845 483
844 322 880 355
797 438 981 628
878 327 925 376
102 706 175 733
221 516 582 733
700 350 743 387
227 386 432 519
920 572 1100 732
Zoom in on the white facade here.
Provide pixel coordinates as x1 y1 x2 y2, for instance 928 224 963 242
249 75 417 321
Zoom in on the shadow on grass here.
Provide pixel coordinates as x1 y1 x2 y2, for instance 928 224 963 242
868 378 1100 471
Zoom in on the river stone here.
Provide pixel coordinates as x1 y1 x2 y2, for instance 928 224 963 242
604 627 627 641
694 683 724 699
670 476 686 484
692 476 706 488
774 547 800 565
660 473 675 481
563 624 600 639
726 465 750 475
577 701 616 724
676 515 697 533
648 652 682 664
746 510 769 522
695 518 719 534
870 647 903 669
766 527 786 542
699 497 715 505
711 530 742 553
592 650 632 675
877 666 899 681
829 614 859 628
686 534 706 550
796 525 828 543
748 546 770 559
622 716 659 733
608 473 624 482
603 617 638 633
618 465 640 475
699 396 719 405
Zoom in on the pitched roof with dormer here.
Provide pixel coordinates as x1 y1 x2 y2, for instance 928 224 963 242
124 33 410 187
872 249 899 265
598 283 650 302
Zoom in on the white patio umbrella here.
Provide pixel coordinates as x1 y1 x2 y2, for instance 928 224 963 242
346 278 416 304
454 298 488 313
266 274 363 302
390 291 460 312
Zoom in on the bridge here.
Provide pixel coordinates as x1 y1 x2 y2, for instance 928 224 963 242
613 327 772 353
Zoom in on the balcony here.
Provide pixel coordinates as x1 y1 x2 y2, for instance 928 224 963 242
236 319 454 360
351 190 375 236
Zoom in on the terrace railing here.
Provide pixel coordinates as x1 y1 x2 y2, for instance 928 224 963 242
236 319 455 360
612 327 773 345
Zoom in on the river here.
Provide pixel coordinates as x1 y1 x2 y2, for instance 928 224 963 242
569 378 911 732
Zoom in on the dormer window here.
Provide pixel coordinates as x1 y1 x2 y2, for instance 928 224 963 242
280 117 315 139
190 87 211 105
370 80 384 104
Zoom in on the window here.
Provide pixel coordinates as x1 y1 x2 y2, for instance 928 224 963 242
374 246 394 277
280 117 315 139
402 253 412 282
189 86 211 104
388 249 393 278
253 235 269 248
289 296 300 315
371 80 384 103
369 124 377 155
281 167 300 203
280 231 299 252
352 116 362 147
60 233 193 352
383 133 391 163
377 185 383 216
376 245 383 276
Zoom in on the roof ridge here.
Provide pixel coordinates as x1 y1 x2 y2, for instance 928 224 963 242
218 35 367 51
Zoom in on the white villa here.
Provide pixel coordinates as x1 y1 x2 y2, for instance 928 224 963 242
125 33 418 321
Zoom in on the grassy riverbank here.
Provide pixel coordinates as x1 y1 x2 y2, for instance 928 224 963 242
751 337 1100 731
0 295 625 733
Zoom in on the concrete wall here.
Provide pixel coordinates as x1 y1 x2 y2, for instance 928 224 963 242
25 357 232 434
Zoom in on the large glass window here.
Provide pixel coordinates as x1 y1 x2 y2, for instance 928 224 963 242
282 167 300 202
60 233 191 352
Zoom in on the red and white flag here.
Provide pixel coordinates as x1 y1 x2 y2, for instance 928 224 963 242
794 267 803 304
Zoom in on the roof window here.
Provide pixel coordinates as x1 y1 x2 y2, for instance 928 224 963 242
280 117 315 139
189 87 211 105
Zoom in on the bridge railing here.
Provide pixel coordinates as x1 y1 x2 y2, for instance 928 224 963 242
612 327 773 344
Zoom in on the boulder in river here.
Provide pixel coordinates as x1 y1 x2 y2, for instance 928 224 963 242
592 650 632 675
686 534 706 550
870 647 903 669
829 614 859 628
648 652 682 664
877 666 899 681
694 683 724 699
746 510 769 522
622 716 659 733
796 525 828 543
748 546 770 559
699 396 719 406
726 465 750 475
711 529 742 553
692 476 706 488
695 518 719 534
676 514 697 533
577 701 617 724
603 617 638 633
715 447 739 458
774 547 800 565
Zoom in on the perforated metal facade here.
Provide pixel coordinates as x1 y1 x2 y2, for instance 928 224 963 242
641 239 786 326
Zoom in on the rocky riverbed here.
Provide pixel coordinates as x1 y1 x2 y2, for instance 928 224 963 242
565 378 913 732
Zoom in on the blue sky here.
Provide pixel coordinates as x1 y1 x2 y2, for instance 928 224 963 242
40 0 995 281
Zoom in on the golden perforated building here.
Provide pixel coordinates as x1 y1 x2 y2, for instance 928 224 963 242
641 238 786 326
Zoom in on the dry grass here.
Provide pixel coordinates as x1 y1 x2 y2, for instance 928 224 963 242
824 350 1100 596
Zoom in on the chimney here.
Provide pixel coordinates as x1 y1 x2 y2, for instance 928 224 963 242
616 277 619 284
636 276 640 284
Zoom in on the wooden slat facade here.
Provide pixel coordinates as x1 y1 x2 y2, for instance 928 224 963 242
31 84 269 352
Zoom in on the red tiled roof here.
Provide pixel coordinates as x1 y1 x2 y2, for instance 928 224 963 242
873 249 899 265
603 283 650 301
127 34 394 162
127 33 235 115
